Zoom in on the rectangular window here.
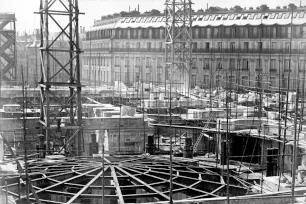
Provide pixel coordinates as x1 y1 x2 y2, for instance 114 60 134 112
157 70 162 81
158 42 163 50
204 58 210 70
157 57 163 67
288 27 292 38
213 27 219 38
217 42 222 51
258 42 263 51
133 29 138 38
228 76 235 87
284 60 290 72
303 26 306 38
270 59 277 71
115 72 119 81
271 59 276 69
231 28 236 38
295 26 301 38
191 74 197 88
299 60 306 72
242 59 249 70
272 27 277 38
207 28 211 38
125 42 130 49
192 42 198 50
225 27 230 37
138 29 142 38
203 75 209 86
147 42 151 50
272 42 277 49
270 77 277 87
146 57 152 68
229 58 235 69
200 28 206 38
154 28 160 39
285 42 290 50
256 59 262 70
281 26 286 37
125 57 129 67
230 42 235 51
192 58 197 69
245 27 249 38
136 57 141 67
115 56 120 66
242 76 248 86
205 42 210 49
216 58 222 69
194 28 199 38
216 75 222 87
253 27 258 38
136 42 140 49
244 42 249 51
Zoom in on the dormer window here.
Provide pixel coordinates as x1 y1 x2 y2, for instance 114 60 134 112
263 14 269 19
229 14 235 20
277 13 283 19
298 12 305 18
256 14 262 19
284 13 290 19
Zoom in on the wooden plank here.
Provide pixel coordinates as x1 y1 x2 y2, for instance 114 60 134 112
20 167 101 200
66 167 108 204
111 166 125 204
116 166 170 201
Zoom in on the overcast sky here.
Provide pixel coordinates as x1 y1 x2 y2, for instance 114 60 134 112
0 0 303 33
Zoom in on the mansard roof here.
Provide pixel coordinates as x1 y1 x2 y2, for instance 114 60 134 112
88 10 306 31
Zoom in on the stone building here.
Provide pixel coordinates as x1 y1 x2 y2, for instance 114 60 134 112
82 5 306 92
16 31 76 86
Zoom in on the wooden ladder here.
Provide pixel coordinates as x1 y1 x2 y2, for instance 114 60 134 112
193 111 216 153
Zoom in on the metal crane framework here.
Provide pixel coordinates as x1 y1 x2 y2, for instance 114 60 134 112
0 13 16 85
165 0 192 94
38 0 83 156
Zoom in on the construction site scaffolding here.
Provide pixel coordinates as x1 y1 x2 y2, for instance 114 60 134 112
37 0 83 156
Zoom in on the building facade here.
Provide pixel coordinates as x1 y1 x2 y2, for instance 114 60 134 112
82 5 306 92
16 31 77 86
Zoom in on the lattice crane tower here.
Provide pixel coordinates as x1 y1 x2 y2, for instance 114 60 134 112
0 13 16 85
165 0 193 95
38 0 83 156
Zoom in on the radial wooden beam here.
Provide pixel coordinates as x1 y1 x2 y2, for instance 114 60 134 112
66 167 108 204
124 166 220 198
111 166 125 204
116 166 170 201
20 167 101 200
